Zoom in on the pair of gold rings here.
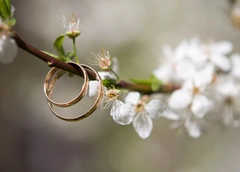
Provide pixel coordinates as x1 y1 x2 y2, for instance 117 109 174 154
44 62 104 121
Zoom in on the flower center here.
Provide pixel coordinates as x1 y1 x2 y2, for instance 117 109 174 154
135 101 145 112
193 86 200 95
99 57 111 69
106 89 120 100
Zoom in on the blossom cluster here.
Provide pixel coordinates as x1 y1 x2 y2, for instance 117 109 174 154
153 38 240 138
89 38 240 139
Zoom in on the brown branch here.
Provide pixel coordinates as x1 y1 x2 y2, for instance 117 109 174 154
12 33 180 94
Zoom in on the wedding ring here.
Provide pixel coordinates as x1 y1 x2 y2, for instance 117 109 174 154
47 64 104 121
44 62 89 107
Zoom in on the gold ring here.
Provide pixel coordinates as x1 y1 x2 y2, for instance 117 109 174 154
47 64 104 121
44 62 89 107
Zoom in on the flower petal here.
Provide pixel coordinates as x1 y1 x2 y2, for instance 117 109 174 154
0 36 18 64
191 95 212 118
110 100 133 125
231 54 240 79
145 99 164 118
125 91 140 105
162 109 180 120
168 89 192 110
133 112 153 139
153 66 173 83
175 60 196 81
87 81 100 97
213 41 233 54
98 71 116 80
210 54 231 72
185 117 201 138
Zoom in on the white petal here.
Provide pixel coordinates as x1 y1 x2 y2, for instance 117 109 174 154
133 112 153 139
168 89 192 110
175 60 196 80
98 71 116 80
217 79 240 98
231 54 240 79
185 117 201 138
194 63 214 86
175 40 188 60
125 91 140 105
162 109 180 120
191 95 212 118
153 66 173 83
110 100 133 125
0 36 18 64
87 81 100 97
145 99 164 118
210 54 231 72
213 41 233 54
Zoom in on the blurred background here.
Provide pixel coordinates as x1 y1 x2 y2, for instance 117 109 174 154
1 0 240 171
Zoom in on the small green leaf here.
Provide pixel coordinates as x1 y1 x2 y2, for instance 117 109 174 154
41 50 61 60
129 77 152 85
7 17 16 26
150 75 163 92
0 0 11 19
66 51 75 60
5 0 11 13
130 75 163 92
54 34 66 58
102 79 117 88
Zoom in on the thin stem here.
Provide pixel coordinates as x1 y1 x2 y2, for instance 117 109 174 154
109 67 120 80
72 37 79 63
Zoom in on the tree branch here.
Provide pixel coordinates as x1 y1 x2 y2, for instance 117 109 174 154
12 33 180 94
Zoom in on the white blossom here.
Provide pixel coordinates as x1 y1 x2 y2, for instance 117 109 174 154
153 41 197 83
125 92 164 139
61 13 80 38
0 18 18 64
216 78 240 127
103 88 132 125
196 40 232 71
90 49 111 70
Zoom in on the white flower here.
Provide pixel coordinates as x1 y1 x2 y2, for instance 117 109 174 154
0 17 18 64
98 56 119 80
153 41 197 83
125 92 164 139
61 13 80 38
198 40 232 71
0 35 17 64
230 54 240 80
168 109 203 138
216 78 240 127
90 49 111 70
103 88 132 125
168 65 214 118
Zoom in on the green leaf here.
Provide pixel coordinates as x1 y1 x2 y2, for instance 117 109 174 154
129 77 152 85
130 75 163 92
0 0 11 18
54 34 66 58
150 75 163 92
66 51 75 60
5 0 11 13
102 79 117 88
41 50 62 60
7 17 16 26
0 0 11 19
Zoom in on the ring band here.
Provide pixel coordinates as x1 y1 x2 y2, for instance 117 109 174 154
44 62 89 107
47 64 104 121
